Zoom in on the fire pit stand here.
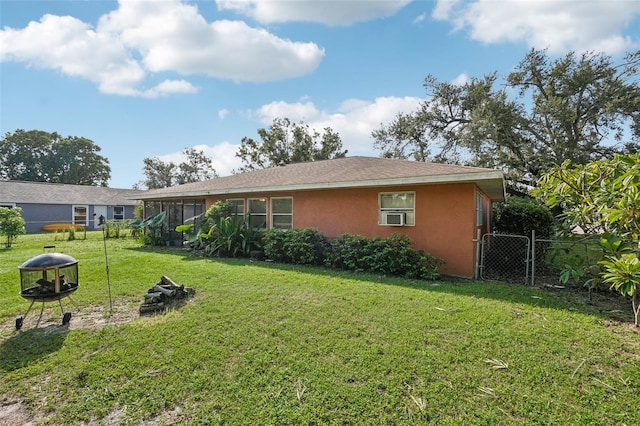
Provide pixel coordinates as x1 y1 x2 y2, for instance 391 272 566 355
16 250 79 330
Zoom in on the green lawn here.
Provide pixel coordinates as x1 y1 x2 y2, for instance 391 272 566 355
1 232 639 425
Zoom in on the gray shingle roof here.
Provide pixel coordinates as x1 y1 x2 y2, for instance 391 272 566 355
137 156 505 201
0 180 141 205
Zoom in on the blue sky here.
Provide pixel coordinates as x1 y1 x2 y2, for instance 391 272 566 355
2 0 639 189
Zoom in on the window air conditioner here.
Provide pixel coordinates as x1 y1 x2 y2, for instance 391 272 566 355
382 211 405 226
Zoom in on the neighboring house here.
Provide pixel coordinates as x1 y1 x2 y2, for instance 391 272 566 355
0 180 141 233
136 157 505 278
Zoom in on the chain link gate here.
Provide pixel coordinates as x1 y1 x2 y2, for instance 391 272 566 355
479 233 531 284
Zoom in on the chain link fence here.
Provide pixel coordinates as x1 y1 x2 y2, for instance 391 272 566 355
478 232 602 287
479 233 530 284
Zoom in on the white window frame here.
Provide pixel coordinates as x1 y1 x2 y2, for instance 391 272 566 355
247 198 268 230
72 205 89 226
270 197 293 230
378 192 415 226
0 203 16 209
113 206 125 221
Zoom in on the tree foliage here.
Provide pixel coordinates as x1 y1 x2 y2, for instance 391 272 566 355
236 117 348 172
0 129 111 186
140 147 218 189
493 197 555 238
534 154 640 238
0 207 26 248
373 49 640 187
534 154 640 325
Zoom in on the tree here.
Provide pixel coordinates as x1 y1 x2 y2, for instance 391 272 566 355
0 129 111 186
236 118 348 172
534 154 640 325
0 207 27 248
175 148 217 185
140 147 217 189
373 49 640 187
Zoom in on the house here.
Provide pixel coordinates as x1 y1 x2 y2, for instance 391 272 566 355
0 180 141 233
135 157 505 278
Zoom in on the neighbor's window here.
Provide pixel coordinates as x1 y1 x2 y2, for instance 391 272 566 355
271 197 293 230
113 206 124 220
73 205 88 226
227 199 245 220
248 198 267 229
379 192 415 226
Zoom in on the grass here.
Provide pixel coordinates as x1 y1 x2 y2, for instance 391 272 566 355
1 232 639 425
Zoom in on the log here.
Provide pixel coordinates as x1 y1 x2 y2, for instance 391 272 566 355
139 302 165 314
144 292 163 304
160 275 183 290
152 285 176 297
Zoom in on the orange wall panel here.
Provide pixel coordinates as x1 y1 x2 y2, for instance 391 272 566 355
206 182 481 277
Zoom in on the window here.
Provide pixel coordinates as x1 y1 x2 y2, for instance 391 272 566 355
271 197 293 230
73 205 88 226
0 204 16 209
113 206 124 220
227 199 245 220
379 192 415 226
248 198 267 230
476 192 484 226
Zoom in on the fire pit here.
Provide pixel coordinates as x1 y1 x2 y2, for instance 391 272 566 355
16 250 79 330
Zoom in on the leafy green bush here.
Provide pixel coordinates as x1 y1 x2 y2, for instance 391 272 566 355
203 216 263 258
493 196 555 238
204 200 237 225
0 207 26 248
104 220 129 238
326 233 443 280
264 228 330 265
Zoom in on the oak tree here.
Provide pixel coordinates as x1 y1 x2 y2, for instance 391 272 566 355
373 49 640 187
0 129 111 186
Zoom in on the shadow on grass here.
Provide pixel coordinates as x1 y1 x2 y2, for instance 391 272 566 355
127 245 633 323
0 326 68 372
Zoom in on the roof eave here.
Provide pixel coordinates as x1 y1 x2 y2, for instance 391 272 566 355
132 171 506 201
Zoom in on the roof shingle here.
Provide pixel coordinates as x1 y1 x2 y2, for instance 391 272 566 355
137 156 505 201
0 180 141 205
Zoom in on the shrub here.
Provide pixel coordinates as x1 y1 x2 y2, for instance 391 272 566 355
203 216 263 258
493 196 555 238
205 201 237 224
0 207 26 248
105 220 129 238
264 228 330 265
326 233 443 280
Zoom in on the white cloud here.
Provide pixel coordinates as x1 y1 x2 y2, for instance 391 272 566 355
451 73 468 86
0 0 324 96
158 142 243 177
432 0 640 54
0 14 146 96
218 109 229 120
142 80 199 98
413 13 427 25
216 0 412 26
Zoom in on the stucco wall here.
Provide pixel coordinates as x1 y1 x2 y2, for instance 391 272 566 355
207 182 485 278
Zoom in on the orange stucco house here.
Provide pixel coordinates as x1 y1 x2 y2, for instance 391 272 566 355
135 157 505 278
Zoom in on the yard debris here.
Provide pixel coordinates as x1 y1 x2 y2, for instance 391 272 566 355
139 275 195 314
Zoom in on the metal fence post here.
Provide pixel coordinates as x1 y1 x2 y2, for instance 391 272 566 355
531 229 536 286
474 229 481 279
